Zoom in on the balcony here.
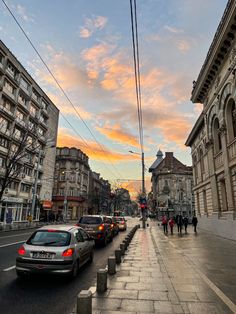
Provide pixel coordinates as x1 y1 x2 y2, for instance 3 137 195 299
214 151 223 169
228 138 236 161
0 168 6 176
0 145 8 154
15 117 26 128
2 86 16 101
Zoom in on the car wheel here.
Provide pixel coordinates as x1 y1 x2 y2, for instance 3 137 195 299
89 251 94 263
71 260 79 278
16 270 25 278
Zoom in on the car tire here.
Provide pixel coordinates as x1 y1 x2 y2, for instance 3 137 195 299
71 260 79 278
89 251 94 263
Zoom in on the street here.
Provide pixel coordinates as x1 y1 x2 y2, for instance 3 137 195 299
0 219 136 314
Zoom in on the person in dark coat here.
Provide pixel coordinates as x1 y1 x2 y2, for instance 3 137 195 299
176 214 183 234
162 215 168 234
192 215 198 232
183 216 188 233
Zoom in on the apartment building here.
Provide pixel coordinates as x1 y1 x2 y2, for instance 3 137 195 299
52 147 90 220
0 40 59 224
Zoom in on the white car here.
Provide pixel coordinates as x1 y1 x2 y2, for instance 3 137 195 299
114 216 127 231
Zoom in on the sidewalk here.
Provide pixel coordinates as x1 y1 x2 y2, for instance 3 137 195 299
90 224 236 314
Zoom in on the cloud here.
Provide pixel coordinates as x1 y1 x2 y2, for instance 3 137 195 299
176 39 191 53
57 130 139 163
15 4 34 22
96 124 140 148
79 15 108 38
119 179 151 200
164 25 184 34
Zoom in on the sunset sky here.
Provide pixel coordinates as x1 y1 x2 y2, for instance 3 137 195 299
0 0 228 196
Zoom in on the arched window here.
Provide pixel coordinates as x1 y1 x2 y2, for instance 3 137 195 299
213 118 222 153
199 149 205 174
226 98 236 142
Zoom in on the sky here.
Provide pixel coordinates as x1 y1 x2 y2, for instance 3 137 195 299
0 0 228 197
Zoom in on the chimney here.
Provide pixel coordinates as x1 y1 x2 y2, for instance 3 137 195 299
165 152 173 159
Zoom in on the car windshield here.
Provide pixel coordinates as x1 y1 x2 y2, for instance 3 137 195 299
26 230 71 246
79 216 102 224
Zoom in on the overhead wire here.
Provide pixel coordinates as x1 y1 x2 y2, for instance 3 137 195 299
1 0 125 182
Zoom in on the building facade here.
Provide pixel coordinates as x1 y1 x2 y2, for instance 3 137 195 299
149 151 194 219
186 0 236 240
52 147 90 220
0 40 59 224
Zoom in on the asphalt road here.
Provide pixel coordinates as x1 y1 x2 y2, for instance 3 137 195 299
0 218 136 314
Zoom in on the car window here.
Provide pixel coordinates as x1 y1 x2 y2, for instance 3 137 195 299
79 216 102 224
74 231 84 243
79 229 89 241
26 230 71 246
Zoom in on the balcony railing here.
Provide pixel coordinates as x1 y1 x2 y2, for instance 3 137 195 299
214 151 223 169
0 105 15 118
2 86 16 101
228 139 236 161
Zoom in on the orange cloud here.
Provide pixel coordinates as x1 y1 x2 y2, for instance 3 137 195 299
96 125 139 148
79 16 108 38
119 179 152 199
57 130 140 163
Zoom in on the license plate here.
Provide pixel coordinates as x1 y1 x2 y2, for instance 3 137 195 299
32 252 54 259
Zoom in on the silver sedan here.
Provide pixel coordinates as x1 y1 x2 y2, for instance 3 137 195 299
16 225 95 278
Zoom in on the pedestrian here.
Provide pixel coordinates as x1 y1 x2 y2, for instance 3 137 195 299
162 215 168 234
192 215 198 232
176 214 183 235
169 217 175 235
183 216 188 233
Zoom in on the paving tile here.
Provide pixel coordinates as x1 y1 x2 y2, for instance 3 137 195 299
186 302 231 314
92 298 122 311
116 276 140 283
176 292 199 302
138 290 169 301
108 289 138 299
154 301 184 313
121 299 154 312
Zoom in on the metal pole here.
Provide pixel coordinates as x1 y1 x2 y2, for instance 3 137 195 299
141 152 145 194
31 149 42 220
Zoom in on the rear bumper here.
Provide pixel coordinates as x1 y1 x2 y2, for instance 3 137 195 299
16 258 74 274
118 225 126 230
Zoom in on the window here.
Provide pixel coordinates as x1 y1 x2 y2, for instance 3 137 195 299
74 231 83 242
199 149 205 174
59 189 64 196
0 137 8 148
9 181 18 190
18 93 27 107
0 156 6 167
16 110 25 121
42 100 48 110
30 105 37 117
24 167 32 176
38 127 44 135
213 118 222 153
7 62 16 77
32 89 40 102
226 99 236 142
4 80 15 95
20 77 30 91
68 189 74 196
0 117 9 131
20 184 31 193
14 127 21 139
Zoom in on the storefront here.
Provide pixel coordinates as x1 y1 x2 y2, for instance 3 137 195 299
0 197 31 224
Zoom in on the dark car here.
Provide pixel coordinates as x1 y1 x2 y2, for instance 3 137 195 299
106 216 119 236
77 215 113 246
16 225 95 278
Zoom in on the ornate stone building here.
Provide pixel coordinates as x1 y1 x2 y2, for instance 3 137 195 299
186 0 236 240
149 151 194 219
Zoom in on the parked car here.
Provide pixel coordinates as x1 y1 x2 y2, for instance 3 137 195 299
16 225 95 278
106 216 119 236
77 215 113 246
114 216 127 231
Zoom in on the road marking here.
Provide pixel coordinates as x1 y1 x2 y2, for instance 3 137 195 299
0 232 31 239
3 265 15 272
0 241 24 248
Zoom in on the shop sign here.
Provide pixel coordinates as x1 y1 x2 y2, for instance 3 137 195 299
3 197 23 203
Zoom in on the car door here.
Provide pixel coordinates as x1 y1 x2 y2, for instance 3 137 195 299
73 229 87 265
78 229 92 262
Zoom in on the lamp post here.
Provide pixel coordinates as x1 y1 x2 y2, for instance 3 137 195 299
129 150 146 228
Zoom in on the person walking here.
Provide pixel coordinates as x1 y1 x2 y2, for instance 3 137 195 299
162 215 168 234
183 216 188 233
169 217 175 235
176 214 183 235
192 215 198 232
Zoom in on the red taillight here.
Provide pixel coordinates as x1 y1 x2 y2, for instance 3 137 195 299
98 224 105 231
111 223 114 228
62 248 74 257
121 221 124 224
18 245 26 255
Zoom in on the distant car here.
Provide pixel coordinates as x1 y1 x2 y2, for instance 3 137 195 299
106 216 119 236
115 216 127 231
16 225 95 278
77 215 113 246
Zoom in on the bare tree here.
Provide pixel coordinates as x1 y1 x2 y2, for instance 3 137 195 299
0 119 40 204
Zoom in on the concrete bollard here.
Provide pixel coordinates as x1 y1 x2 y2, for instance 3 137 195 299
120 243 125 255
108 256 116 275
115 249 122 264
77 290 92 314
97 269 107 293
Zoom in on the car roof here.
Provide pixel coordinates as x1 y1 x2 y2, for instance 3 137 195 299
38 224 79 232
